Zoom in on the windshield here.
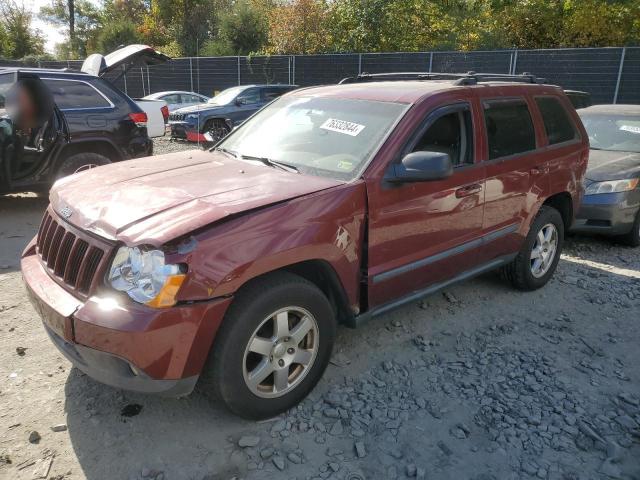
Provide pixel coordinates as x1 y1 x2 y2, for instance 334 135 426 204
579 112 640 153
218 95 408 180
207 86 244 105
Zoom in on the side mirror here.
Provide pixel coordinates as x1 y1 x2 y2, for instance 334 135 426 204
235 97 246 106
389 151 454 182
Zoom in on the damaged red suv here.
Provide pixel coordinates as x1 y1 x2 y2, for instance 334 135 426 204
22 73 588 419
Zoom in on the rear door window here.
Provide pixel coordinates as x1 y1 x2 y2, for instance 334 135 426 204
483 100 536 160
535 96 578 145
0 73 16 109
42 78 111 110
263 87 289 102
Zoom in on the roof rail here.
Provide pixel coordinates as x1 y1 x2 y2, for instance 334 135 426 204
339 71 546 85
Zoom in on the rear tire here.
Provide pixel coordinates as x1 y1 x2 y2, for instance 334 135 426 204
56 152 111 180
619 210 640 247
200 272 336 420
502 205 564 291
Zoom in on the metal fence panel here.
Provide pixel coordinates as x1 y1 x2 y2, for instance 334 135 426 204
2 47 638 105
293 54 359 86
618 47 640 104
240 56 291 86
515 48 623 104
432 50 513 74
361 52 431 73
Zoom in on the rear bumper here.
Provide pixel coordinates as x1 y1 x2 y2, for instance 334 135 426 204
572 191 640 235
21 251 232 397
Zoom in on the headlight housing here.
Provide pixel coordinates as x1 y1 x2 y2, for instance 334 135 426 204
186 114 199 121
585 178 639 195
108 246 186 308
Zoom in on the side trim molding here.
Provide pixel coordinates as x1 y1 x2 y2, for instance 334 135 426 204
372 222 519 285
349 253 517 328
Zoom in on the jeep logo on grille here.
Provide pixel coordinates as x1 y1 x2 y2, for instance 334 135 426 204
59 206 73 219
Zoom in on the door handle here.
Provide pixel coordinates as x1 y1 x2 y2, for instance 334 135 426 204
455 183 483 198
530 166 542 175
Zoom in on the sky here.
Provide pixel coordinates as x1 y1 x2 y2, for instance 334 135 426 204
28 0 65 53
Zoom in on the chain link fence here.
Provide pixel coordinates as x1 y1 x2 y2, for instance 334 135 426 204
4 47 639 104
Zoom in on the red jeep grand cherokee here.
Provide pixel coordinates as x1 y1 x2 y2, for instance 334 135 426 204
22 73 588 419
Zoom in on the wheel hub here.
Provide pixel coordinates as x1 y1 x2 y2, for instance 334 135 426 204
242 307 319 398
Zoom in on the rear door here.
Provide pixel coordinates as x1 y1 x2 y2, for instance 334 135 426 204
479 94 548 259
366 100 487 308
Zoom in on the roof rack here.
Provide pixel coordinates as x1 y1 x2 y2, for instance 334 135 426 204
338 71 546 86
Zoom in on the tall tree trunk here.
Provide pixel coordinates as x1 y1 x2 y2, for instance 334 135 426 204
67 0 75 54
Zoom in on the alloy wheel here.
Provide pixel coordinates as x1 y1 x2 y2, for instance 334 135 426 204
242 307 319 398
530 223 558 278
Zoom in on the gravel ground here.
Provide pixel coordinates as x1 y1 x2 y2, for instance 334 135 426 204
0 145 639 480
153 136 204 156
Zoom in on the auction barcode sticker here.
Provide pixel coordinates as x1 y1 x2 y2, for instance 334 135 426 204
620 125 640 134
320 118 366 136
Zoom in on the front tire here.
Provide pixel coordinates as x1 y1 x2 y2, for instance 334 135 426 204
56 152 111 180
503 205 564 291
201 272 336 419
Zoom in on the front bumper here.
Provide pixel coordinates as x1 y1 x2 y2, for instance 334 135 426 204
21 251 232 397
169 121 206 142
572 190 640 235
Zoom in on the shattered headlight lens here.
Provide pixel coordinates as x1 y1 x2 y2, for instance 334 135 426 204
108 246 186 307
585 178 639 195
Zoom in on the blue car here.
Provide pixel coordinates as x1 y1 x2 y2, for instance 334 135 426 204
169 84 297 142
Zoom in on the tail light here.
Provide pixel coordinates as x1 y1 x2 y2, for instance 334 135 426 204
129 112 148 127
161 105 169 123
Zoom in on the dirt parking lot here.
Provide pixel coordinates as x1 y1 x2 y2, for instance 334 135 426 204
1 139 639 480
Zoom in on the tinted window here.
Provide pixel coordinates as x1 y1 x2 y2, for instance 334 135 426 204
484 100 536 159
186 94 204 103
412 108 473 167
536 97 577 145
0 73 16 109
42 79 111 110
263 87 288 102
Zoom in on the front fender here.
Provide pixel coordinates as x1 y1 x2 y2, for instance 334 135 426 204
172 182 367 310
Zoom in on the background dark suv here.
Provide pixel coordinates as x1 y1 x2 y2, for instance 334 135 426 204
0 68 152 194
169 84 297 143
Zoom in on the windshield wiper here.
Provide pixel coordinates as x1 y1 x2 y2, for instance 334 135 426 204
239 154 299 174
215 147 239 158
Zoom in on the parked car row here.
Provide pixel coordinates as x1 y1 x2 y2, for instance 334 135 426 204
1 50 638 420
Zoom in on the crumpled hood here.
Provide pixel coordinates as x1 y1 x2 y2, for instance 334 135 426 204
586 149 640 182
50 150 342 245
174 103 225 115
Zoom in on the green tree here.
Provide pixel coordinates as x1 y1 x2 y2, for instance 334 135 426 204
96 20 141 53
0 1 44 59
40 0 102 58
201 0 268 55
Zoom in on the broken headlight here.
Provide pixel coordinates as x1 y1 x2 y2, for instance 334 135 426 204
108 246 186 308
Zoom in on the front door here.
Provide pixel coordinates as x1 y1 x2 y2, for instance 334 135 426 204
366 102 486 308
0 74 63 191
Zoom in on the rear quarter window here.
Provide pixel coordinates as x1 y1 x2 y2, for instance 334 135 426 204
483 100 536 160
535 96 578 145
42 78 112 110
